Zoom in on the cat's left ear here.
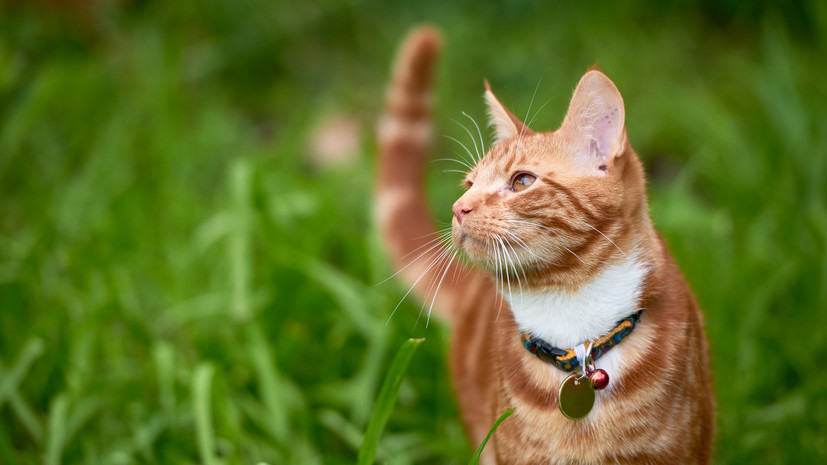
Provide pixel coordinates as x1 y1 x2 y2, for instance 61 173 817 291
560 70 627 174
484 80 533 143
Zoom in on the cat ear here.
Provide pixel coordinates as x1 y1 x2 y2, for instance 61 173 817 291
561 70 626 173
484 80 533 143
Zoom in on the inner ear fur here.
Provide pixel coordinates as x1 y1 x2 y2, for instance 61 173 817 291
484 80 533 143
561 70 627 172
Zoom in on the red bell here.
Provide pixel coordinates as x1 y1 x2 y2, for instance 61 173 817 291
589 369 609 391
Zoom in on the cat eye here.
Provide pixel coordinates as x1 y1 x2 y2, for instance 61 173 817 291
511 173 536 192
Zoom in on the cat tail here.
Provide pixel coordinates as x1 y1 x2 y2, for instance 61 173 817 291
376 27 478 324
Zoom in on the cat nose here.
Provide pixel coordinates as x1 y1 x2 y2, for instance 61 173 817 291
452 202 472 224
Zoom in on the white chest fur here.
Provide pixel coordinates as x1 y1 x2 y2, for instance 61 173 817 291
505 255 649 390
505 254 649 350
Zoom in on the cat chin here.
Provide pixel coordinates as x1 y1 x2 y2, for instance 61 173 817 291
454 239 488 264
451 234 500 270
453 231 555 275
460 247 535 278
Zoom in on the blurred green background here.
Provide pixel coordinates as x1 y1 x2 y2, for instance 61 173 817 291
1 0 825 463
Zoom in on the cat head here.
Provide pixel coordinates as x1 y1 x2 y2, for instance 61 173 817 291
451 69 649 288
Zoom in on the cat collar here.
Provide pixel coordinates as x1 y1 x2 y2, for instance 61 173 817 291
520 310 643 373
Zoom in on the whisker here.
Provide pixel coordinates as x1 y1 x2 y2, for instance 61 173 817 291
389 243 453 325
524 75 543 126
504 240 526 308
497 224 562 268
403 227 453 244
516 75 543 152
496 232 528 285
418 245 455 324
497 236 518 306
462 111 486 159
525 97 555 129
450 119 482 163
442 135 478 167
581 221 626 256
505 219 585 264
426 249 458 328
432 157 474 171
376 230 453 286
449 149 476 171
492 239 506 321
497 227 532 253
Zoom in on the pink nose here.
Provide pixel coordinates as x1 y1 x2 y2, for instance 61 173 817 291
452 202 472 224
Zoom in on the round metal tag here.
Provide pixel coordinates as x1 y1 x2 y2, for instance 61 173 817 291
558 374 595 420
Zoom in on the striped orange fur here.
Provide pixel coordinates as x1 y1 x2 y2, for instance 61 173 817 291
376 27 714 464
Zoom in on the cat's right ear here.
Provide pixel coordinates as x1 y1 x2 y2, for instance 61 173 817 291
484 80 533 143
560 70 627 174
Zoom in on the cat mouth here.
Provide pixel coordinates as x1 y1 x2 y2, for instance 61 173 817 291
453 230 487 257
454 229 514 264
455 231 475 248
454 227 551 274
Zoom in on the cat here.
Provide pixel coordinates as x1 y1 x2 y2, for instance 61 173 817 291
376 27 714 465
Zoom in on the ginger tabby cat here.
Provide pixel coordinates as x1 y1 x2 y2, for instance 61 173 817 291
376 27 714 464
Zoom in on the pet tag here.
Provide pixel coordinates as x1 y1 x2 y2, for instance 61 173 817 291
558 374 595 420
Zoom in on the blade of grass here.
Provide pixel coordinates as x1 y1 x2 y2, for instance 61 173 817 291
0 338 44 408
153 341 176 419
230 158 253 323
64 397 102 449
45 393 69 465
318 408 363 451
357 338 424 465
7 388 43 442
192 363 217 465
0 360 43 442
247 325 289 442
0 338 45 445
468 409 514 465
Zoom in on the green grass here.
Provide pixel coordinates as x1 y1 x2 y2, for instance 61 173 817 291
1 0 826 463
468 409 514 465
358 338 424 465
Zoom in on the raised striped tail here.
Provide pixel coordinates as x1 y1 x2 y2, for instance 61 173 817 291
378 26 441 151
376 27 471 323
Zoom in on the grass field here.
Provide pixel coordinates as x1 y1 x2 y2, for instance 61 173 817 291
1 1 826 463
